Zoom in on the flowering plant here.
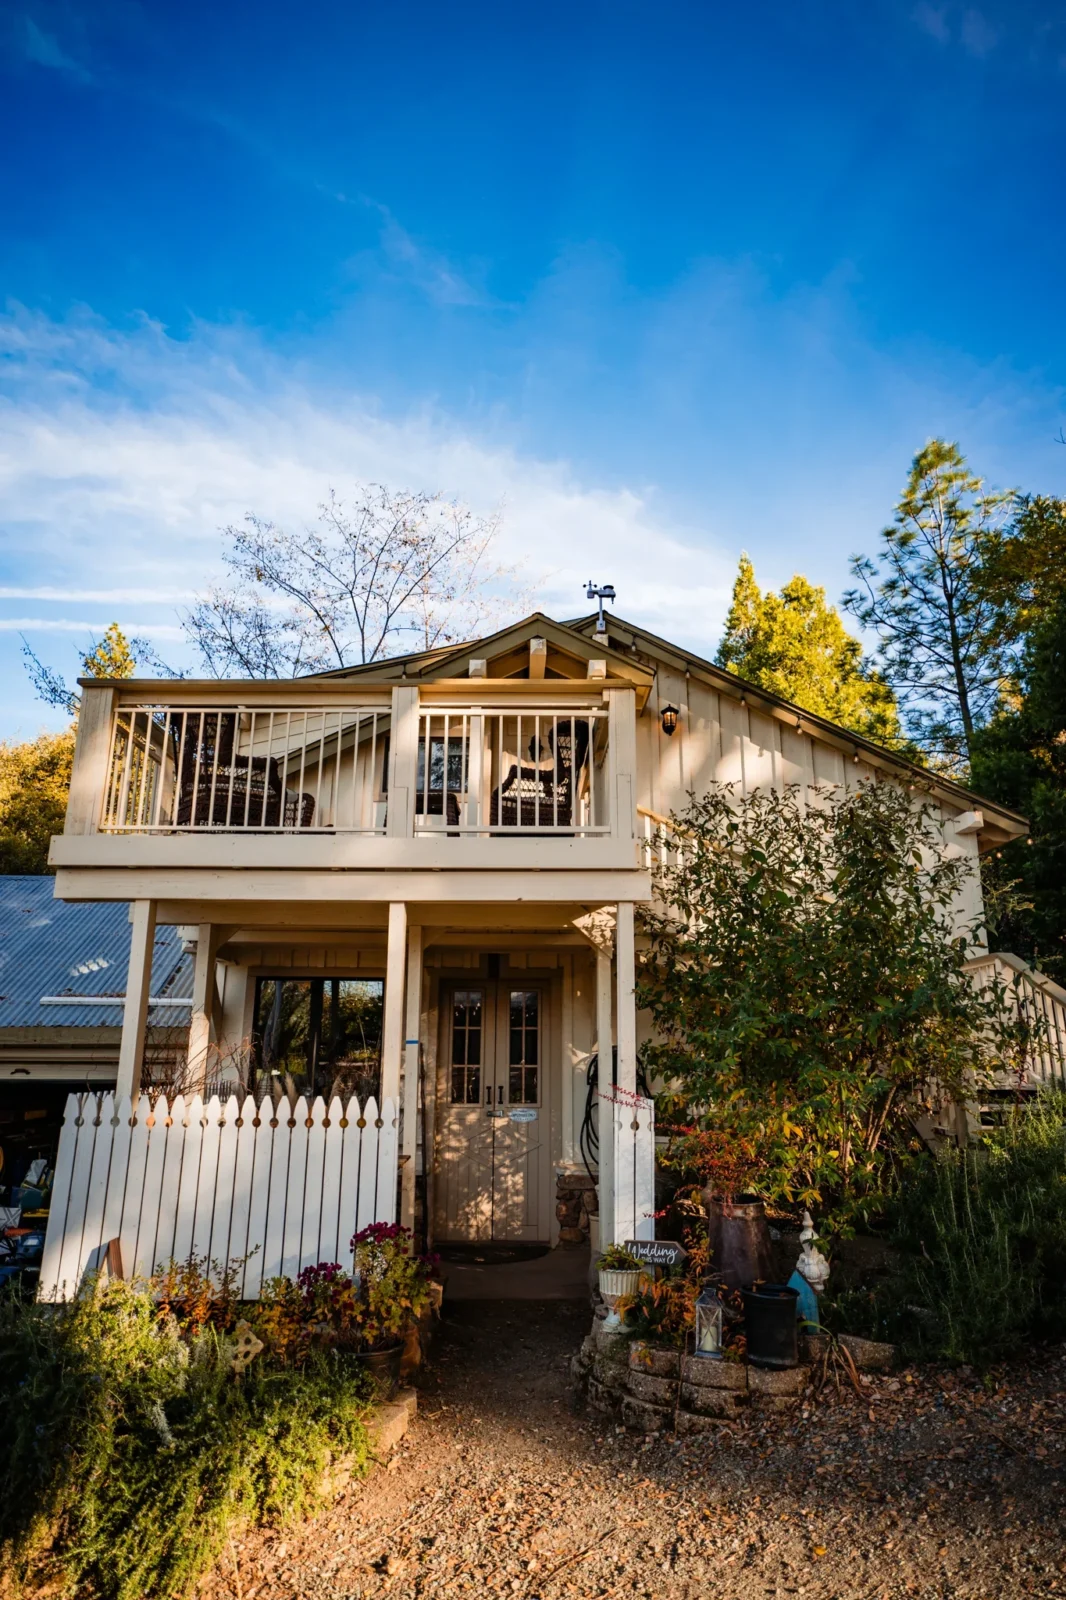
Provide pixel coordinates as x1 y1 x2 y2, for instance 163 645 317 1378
349 1223 435 1349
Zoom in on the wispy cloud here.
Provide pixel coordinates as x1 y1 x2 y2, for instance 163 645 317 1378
0 618 185 636
358 201 502 310
913 3 951 44
0 585 197 603
10 12 92 80
912 3 1002 57
0 306 733 677
960 8 998 56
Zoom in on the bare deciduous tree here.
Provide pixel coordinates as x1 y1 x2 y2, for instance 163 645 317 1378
183 484 528 677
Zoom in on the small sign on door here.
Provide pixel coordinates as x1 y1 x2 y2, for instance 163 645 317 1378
509 1107 538 1122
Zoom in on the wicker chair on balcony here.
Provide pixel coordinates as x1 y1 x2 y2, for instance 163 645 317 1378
489 718 590 829
174 713 317 829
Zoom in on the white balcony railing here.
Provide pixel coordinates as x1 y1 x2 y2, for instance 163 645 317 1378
414 705 609 834
98 699 614 837
102 706 388 833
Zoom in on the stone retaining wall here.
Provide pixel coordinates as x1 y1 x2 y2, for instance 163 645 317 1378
573 1321 809 1434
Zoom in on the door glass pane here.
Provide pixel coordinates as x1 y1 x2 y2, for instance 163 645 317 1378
507 990 539 1104
451 990 482 1104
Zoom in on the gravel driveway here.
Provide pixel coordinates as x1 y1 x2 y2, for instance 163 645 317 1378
211 1300 1066 1600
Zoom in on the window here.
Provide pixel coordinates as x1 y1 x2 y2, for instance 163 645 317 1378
254 977 383 1101
450 990 482 1103
508 990 539 1104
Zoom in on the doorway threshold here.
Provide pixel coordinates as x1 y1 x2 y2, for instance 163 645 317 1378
440 1243 590 1302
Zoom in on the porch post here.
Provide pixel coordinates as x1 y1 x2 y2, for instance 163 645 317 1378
595 944 615 1249
400 923 423 1233
381 899 407 1112
615 901 637 1096
187 923 216 1092
116 900 156 1101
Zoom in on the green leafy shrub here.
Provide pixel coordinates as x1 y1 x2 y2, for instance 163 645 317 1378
639 780 1028 1231
0 1277 372 1600
823 1091 1066 1364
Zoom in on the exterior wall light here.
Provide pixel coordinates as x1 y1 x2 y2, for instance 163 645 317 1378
660 704 680 737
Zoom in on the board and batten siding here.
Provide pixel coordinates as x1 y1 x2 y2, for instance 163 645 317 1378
38 1090 398 1302
636 667 985 940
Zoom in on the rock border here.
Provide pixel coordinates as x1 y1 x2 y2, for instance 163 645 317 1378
572 1318 896 1433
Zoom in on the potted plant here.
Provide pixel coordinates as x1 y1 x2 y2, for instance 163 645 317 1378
597 1244 645 1328
270 1226 434 1396
662 1127 774 1288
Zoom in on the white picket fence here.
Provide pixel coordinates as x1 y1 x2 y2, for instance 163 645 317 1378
38 1091 399 1303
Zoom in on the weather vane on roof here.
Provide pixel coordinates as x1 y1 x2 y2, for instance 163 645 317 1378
586 581 616 636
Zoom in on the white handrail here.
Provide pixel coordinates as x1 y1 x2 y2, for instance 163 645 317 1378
101 704 388 833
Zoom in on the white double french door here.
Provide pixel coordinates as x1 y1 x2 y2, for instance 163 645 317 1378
435 982 551 1243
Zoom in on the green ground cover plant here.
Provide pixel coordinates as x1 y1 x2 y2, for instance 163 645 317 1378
0 1273 373 1600
824 1091 1066 1364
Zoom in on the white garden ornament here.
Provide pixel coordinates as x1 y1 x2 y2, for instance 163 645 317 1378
796 1210 831 1294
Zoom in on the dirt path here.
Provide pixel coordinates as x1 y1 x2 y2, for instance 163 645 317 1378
215 1301 1066 1600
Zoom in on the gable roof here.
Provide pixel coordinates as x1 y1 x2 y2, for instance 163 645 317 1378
310 610 654 694
564 610 1028 843
0 878 192 1029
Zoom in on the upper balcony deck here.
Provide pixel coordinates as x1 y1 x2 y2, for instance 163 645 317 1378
49 677 647 901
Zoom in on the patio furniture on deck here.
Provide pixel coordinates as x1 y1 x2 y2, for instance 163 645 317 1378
175 713 317 829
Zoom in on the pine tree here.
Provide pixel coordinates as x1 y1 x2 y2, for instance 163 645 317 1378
844 441 1015 774
715 555 907 748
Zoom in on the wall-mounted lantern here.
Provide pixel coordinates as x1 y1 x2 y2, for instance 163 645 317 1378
660 704 680 737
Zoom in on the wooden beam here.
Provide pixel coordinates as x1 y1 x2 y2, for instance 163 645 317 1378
54 867 653 905
51 833 641 873
529 636 547 679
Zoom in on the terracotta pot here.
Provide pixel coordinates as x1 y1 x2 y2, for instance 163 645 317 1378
703 1191 774 1289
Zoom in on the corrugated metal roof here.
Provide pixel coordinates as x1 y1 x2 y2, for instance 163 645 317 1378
0 877 193 1029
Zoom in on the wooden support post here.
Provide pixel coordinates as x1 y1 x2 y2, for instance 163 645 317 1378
187 922 215 1091
615 901 637 1097
560 953 575 1168
596 942 615 1250
606 687 637 842
381 902 408 1118
387 686 420 838
116 900 156 1101
64 684 115 836
401 923 423 1233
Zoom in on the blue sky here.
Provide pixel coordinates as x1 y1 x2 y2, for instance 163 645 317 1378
1 0 1064 735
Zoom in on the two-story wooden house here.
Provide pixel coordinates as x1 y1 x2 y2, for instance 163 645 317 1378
41 608 1049 1297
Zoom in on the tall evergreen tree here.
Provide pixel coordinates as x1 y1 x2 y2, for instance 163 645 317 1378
844 440 1015 775
716 555 906 747
971 496 1066 981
